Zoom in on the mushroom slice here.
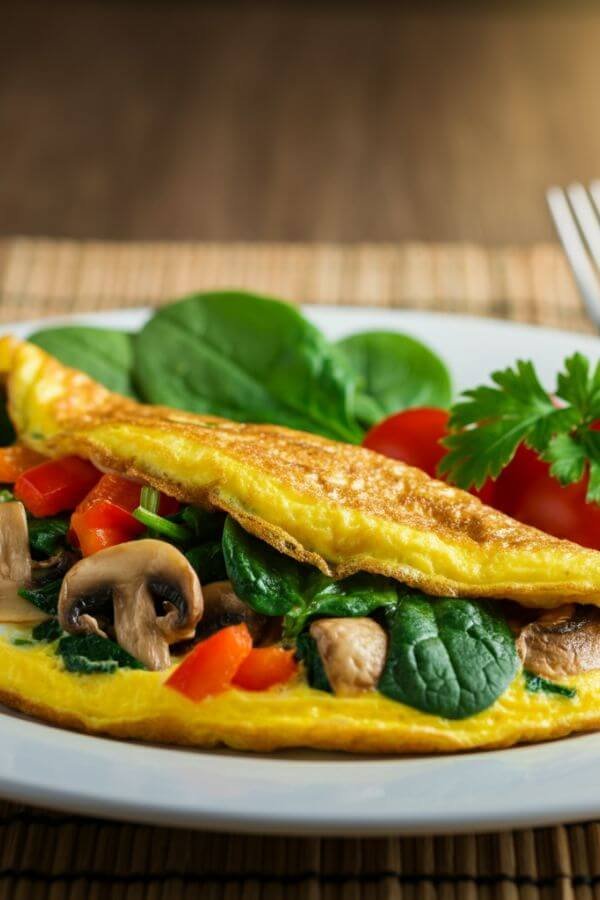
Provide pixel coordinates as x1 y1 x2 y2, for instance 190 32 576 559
58 539 203 671
516 604 600 678
197 580 280 645
309 617 387 696
0 501 46 623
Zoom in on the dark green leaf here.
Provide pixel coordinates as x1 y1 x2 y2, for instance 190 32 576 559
19 579 62 615
222 517 303 616
337 331 452 427
523 670 576 699
295 633 332 693
185 542 227 584
134 291 363 443
28 517 69 559
29 327 136 396
32 617 62 643
378 594 518 719
178 506 225 542
58 634 144 674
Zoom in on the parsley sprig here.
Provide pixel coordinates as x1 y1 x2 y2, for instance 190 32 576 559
439 353 600 502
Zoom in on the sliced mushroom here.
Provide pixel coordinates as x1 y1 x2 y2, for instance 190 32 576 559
0 502 44 623
516 604 600 678
195 580 280 645
58 539 203 670
309 617 387 696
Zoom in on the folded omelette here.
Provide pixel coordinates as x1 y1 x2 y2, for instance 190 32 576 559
2 335 600 753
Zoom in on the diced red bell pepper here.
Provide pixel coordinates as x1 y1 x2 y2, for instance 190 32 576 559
233 646 298 691
70 474 180 556
166 624 253 702
14 456 101 517
0 445 47 483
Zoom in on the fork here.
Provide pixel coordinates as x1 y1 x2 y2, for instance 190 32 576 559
546 182 600 328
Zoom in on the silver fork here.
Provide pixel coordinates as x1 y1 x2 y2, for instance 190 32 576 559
546 181 600 329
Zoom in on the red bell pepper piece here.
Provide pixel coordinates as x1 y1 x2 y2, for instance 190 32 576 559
0 446 47 483
70 474 180 556
15 456 101 517
166 624 253 702
233 646 298 691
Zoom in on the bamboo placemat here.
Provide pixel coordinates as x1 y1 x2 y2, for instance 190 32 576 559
0 236 597 900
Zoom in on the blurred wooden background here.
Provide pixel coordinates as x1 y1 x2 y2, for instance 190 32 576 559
2 0 600 243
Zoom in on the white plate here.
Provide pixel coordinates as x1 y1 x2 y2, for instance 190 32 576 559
1 305 600 836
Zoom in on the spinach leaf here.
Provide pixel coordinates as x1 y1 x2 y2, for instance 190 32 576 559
295 633 332 693
28 517 69 558
32 618 62 643
58 634 144 674
282 571 397 640
134 291 363 442
29 326 136 397
186 541 227 584
222 517 303 616
19 579 62 616
378 594 518 719
524 670 576 699
337 331 452 427
178 506 225 542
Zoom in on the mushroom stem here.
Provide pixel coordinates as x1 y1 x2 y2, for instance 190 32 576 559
113 581 171 671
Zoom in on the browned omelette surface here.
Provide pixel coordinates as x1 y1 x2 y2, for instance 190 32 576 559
2 336 600 607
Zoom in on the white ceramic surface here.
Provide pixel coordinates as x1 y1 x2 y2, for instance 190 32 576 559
1 306 599 836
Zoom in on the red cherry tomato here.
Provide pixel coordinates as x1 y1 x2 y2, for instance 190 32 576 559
495 445 600 550
363 407 495 502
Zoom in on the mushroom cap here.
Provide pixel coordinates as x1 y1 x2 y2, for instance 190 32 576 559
517 604 600 678
58 539 203 664
310 617 387 696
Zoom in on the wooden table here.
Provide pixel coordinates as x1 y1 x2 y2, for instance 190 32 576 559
2 0 600 244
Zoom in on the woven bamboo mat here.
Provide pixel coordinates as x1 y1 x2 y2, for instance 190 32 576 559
0 236 598 900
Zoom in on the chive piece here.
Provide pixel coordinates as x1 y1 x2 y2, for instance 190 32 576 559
0 489 14 503
524 670 576 699
140 485 160 514
132 507 192 542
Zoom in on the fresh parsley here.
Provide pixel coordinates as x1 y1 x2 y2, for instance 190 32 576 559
439 353 600 501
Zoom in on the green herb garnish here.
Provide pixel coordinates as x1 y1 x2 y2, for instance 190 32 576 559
523 670 576 699
440 353 600 499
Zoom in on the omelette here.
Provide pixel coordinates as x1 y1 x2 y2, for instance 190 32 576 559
1 335 600 753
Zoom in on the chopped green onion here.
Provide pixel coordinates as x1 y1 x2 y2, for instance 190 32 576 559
132 506 192 542
0 489 14 503
524 670 576 699
140 485 160 514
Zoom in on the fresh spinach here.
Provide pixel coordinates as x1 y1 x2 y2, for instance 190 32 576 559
295 633 332 693
178 506 225 542
29 326 136 396
186 541 227 584
134 291 364 442
378 594 518 719
28 517 69 559
222 517 304 616
19 579 62 616
337 331 453 428
32 618 62 643
58 634 144 674
223 517 397 637
523 670 576 699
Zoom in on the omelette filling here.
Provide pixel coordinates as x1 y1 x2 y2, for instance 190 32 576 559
0 461 594 719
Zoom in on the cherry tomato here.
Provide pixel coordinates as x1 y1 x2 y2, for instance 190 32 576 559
363 407 495 502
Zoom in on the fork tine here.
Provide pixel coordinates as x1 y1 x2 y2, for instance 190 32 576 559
546 185 600 329
567 182 600 270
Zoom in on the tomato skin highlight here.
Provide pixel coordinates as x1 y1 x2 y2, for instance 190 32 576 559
15 456 101 517
166 624 253 701
70 474 179 555
0 446 47 483
233 646 297 691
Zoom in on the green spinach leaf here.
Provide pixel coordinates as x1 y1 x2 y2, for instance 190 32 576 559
19 579 62 616
523 670 576 699
32 618 62 643
222 517 304 616
295 633 332 693
28 517 69 558
378 594 518 719
337 331 452 427
134 291 363 442
29 326 136 396
186 541 227 584
58 634 144 674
